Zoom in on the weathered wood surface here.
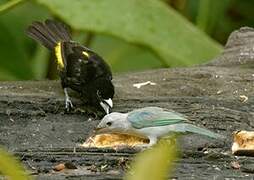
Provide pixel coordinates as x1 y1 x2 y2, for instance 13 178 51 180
1 27 254 179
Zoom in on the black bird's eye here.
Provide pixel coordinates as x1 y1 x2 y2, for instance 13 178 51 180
106 122 112 126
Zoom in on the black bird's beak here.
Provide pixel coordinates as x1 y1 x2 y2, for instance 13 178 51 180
100 98 113 114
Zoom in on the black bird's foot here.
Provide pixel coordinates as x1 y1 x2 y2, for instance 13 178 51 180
65 98 74 111
64 88 74 111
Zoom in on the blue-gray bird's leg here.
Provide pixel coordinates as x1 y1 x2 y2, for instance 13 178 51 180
148 136 158 146
64 88 73 110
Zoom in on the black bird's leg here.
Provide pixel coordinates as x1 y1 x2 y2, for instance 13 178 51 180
64 88 73 111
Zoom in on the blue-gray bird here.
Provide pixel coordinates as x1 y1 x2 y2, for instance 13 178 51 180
95 107 224 147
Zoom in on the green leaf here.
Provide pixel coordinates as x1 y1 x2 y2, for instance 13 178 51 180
0 1 49 80
0 67 18 80
196 0 231 34
0 20 32 79
31 45 49 79
125 137 178 180
0 0 25 14
90 35 163 72
36 0 222 67
0 147 31 180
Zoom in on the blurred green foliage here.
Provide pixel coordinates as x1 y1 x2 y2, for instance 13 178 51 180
0 0 253 80
125 137 178 180
0 147 31 180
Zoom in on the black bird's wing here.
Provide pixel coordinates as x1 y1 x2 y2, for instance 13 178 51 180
60 42 112 90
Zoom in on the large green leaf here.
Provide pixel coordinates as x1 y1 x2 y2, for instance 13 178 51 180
0 1 49 80
90 35 163 73
36 0 222 67
0 20 31 79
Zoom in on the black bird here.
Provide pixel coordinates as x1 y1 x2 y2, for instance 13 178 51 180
26 19 114 114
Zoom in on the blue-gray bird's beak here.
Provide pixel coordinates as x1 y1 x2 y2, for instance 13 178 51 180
94 126 108 134
100 98 113 114
94 127 102 133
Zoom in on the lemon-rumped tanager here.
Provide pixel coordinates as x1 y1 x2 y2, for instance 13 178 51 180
26 20 114 114
95 107 224 147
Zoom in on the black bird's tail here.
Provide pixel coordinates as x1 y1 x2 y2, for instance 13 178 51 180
26 19 71 50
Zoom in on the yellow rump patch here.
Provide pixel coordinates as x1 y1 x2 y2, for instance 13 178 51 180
82 51 90 58
54 42 64 68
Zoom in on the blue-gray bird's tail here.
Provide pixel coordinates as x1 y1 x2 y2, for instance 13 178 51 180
184 124 224 139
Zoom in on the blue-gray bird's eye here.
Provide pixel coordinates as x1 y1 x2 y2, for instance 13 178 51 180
106 122 112 126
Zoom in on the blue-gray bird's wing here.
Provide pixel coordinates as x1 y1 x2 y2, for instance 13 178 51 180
127 107 188 129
